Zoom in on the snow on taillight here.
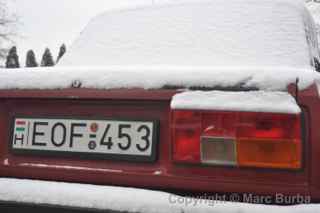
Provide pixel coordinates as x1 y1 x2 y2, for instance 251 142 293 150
171 91 302 170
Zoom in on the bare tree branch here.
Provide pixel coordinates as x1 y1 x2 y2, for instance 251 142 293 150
0 0 17 60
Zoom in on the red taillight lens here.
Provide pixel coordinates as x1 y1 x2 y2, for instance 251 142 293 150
172 110 302 169
237 113 301 139
172 111 201 163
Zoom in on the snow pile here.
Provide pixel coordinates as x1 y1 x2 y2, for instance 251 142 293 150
171 91 301 114
0 66 318 91
0 178 320 213
60 0 317 69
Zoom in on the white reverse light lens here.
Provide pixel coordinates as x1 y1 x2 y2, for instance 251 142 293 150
200 136 237 166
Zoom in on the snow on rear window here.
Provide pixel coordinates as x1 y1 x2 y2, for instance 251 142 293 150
1 0 319 92
60 0 314 69
171 90 301 114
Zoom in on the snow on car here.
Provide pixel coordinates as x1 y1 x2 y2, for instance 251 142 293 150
307 0 320 45
1 0 320 212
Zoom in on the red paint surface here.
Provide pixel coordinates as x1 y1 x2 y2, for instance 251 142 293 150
15 121 26 125
0 87 318 200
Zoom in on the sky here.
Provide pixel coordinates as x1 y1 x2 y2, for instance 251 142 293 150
7 0 154 65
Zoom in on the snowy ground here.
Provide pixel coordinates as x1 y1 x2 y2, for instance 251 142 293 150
0 178 320 213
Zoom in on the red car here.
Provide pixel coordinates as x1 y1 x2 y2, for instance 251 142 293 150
1 0 320 212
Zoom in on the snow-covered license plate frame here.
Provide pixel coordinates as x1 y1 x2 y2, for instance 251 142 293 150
10 117 159 162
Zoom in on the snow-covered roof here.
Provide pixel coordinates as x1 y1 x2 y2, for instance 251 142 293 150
306 1 320 46
60 0 318 68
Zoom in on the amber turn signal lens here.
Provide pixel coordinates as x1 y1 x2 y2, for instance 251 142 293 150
237 138 301 169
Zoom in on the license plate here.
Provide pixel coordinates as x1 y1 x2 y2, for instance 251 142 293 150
11 117 158 162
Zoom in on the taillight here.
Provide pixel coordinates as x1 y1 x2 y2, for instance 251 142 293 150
172 111 201 163
172 110 302 169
